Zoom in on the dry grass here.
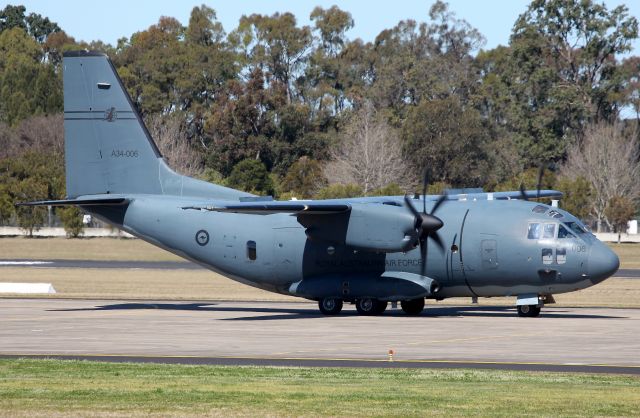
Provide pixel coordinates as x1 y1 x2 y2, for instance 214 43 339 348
1 267 639 307
0 237 179 261
1 237 639 267
0 267 294 301
1 238 640 307
609 243 640 268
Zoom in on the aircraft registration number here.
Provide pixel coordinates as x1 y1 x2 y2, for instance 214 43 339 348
111 150 139 158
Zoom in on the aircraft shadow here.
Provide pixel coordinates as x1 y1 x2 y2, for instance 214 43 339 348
48 302 626 321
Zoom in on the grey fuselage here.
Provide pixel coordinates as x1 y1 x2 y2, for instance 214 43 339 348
88 194 618 301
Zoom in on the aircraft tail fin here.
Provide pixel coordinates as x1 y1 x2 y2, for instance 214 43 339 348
63 51 247 200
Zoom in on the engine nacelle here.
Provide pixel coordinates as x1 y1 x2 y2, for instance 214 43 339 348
301 203 417 253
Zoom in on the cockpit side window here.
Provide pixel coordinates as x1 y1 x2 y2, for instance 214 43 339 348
543 223 556 239
558 224 575 239
527 223 541 239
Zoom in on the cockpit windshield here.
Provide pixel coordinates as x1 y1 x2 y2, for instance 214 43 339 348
564 221 587 235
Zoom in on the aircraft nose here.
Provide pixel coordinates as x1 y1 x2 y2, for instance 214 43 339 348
588 241 619 284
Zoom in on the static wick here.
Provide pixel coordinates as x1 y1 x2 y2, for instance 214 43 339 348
388 349 395 362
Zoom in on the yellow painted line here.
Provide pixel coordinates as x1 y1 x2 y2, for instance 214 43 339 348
2 353 639 370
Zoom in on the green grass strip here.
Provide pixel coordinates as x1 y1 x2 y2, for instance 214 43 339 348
0 359 639 417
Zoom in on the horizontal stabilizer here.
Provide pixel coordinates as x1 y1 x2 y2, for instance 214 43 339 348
182 202 350 215
16 197 128 207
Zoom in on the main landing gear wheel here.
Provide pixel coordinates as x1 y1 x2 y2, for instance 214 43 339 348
355 298 387 315
318 297 343 315
401 298 425 315
517 305 541 317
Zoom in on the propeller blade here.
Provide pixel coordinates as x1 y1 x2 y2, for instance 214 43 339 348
536 164 546 200
430 193 447 215
420 239 427 277
519 183 528 201
422 170 429 214
404 194 420 219
429 231 445 253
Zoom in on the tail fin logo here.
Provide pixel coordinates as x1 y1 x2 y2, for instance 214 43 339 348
104 107 117 122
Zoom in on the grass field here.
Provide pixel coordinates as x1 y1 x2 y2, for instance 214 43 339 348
0 359 639 417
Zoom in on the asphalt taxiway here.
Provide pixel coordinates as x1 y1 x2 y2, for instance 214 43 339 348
1 299 639 374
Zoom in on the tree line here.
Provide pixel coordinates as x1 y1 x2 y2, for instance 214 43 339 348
0 1 639 236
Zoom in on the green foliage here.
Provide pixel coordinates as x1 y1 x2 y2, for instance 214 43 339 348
280 157 327 198
555 177 593 220
199 168 225 185
58 206 84 238
225 159 274 195
0 27 62 125
368 183 404 197
0 184 14 224
316 183 363 199
12 177 47 237
494 167 556 193
0 2 638 230
0 5 60 43
0 150 64 235
402 96 489 186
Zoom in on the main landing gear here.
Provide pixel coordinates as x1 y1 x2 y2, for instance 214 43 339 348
400 298 425 315
355 298 387 315
318 297 343 315
318 297 426 316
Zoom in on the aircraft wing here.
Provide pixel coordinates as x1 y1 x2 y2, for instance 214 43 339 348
182 201 351 215
488 190 563 200
16 196 129 206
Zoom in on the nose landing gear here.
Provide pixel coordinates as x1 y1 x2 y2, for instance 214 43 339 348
516 294 543 317
517 304 541 317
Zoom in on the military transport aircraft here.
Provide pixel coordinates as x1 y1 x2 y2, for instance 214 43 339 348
20 51 620 317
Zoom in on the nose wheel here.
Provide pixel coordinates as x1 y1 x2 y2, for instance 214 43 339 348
517 305 541 317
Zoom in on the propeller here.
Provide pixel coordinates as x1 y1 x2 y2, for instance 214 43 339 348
404 170 447 277
519 164 548 201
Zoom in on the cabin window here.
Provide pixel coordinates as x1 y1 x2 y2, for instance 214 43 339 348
527 223 541 239
556 248 567 264
542 248 553 265
532 205 548 214
246 240 257 261
543 223 556 239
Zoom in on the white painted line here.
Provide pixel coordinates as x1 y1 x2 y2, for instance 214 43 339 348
0 261 53 266
0 283 56 294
